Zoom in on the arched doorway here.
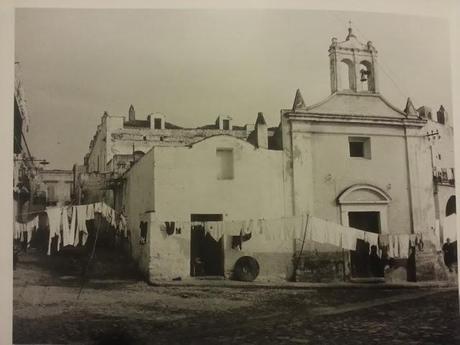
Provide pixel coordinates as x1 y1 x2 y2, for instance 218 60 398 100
337 184 391 278
444 195 457 243
446 195 456 217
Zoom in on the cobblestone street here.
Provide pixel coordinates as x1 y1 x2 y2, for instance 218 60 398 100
12 251 460 345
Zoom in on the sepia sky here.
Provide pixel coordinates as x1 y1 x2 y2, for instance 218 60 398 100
15 9 452 169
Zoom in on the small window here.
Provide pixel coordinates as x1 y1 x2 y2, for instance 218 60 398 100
222 119 230 130
349 137 371 159
217 148 234 180
154 118 162 129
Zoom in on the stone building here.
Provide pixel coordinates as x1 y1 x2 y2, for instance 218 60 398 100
38 169 74 206
79 28 456 283
13 63 45 222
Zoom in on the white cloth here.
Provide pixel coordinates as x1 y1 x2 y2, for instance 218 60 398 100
61 207 73 247
310 217 327 244
205 221 224 242
75 205 88 245
265 218 284 241
70 206 78 246
398 234 410 259
25 217 38 246
86 203 95 219
110 209 117 227
364 231 379 248
46 207 62 255
324 221 342 247
94 202 103 213
341 227 358 250
119 214 128 238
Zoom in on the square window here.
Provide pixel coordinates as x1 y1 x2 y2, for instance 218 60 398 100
349 137 371 159
217 148 234 180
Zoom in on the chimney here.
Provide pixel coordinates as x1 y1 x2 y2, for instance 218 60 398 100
437 105 447 125
129 104 135 121
255 112 268 149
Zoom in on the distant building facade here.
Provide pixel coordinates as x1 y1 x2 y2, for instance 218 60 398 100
38 169 74 206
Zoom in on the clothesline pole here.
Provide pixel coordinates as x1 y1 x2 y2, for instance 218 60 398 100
77 214 102 300
292 214 310 282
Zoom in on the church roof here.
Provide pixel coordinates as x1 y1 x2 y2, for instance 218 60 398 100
291 92 407 119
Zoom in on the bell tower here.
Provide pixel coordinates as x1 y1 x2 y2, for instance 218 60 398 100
329 24 379 94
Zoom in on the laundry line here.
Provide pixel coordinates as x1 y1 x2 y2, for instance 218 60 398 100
159 215 431 259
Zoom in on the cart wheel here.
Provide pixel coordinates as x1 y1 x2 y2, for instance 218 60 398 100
233 256 259 282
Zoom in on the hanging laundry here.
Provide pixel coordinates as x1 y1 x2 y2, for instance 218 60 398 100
364 231 379 248
94 202 103 213
241 220 253 242
61 207 76 247
205 221 224 242
398 234 410 259
256 219 267 236
86 203 95 220
341 227 358 251
69 206 78 246
409 234 417 247
119 214 128 238
46 207 62 255
378 234 389 248
324 220 342 247
310 217 327 244
265 218 284 241
13 222 22 240
75 205 89 246
110 209 117 228
224 220 245 236
284 216 303 241
164 221 175 235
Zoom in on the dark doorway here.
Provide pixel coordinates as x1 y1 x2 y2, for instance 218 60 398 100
348 211 382 278
446 195 456 216
190 214 224 277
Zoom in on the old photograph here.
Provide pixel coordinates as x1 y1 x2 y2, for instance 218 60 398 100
12 6 459 345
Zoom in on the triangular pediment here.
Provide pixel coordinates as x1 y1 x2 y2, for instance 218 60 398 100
297 93 407 119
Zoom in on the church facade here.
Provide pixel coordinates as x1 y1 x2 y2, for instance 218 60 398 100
79 28 455 283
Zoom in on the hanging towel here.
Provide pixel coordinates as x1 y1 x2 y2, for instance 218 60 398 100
14 222 22 240
46 207 62 255
364 231 379 248
325 221 342 247
265 218 284 241
378 234 389 248
61 207 73 247
242 219 254 236
70 206 78 246
25 217 38 247
256 219 267 236
86 203 95 220
75 205 89 245
398 234 410 259
310 217 327 244
205 221 224 242
341 227 358 251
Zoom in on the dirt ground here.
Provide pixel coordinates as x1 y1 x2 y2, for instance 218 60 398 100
13 248 460 345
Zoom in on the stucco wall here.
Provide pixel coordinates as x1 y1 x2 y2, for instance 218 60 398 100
123 150 155 275
140 135 291 280
287 120 429 237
